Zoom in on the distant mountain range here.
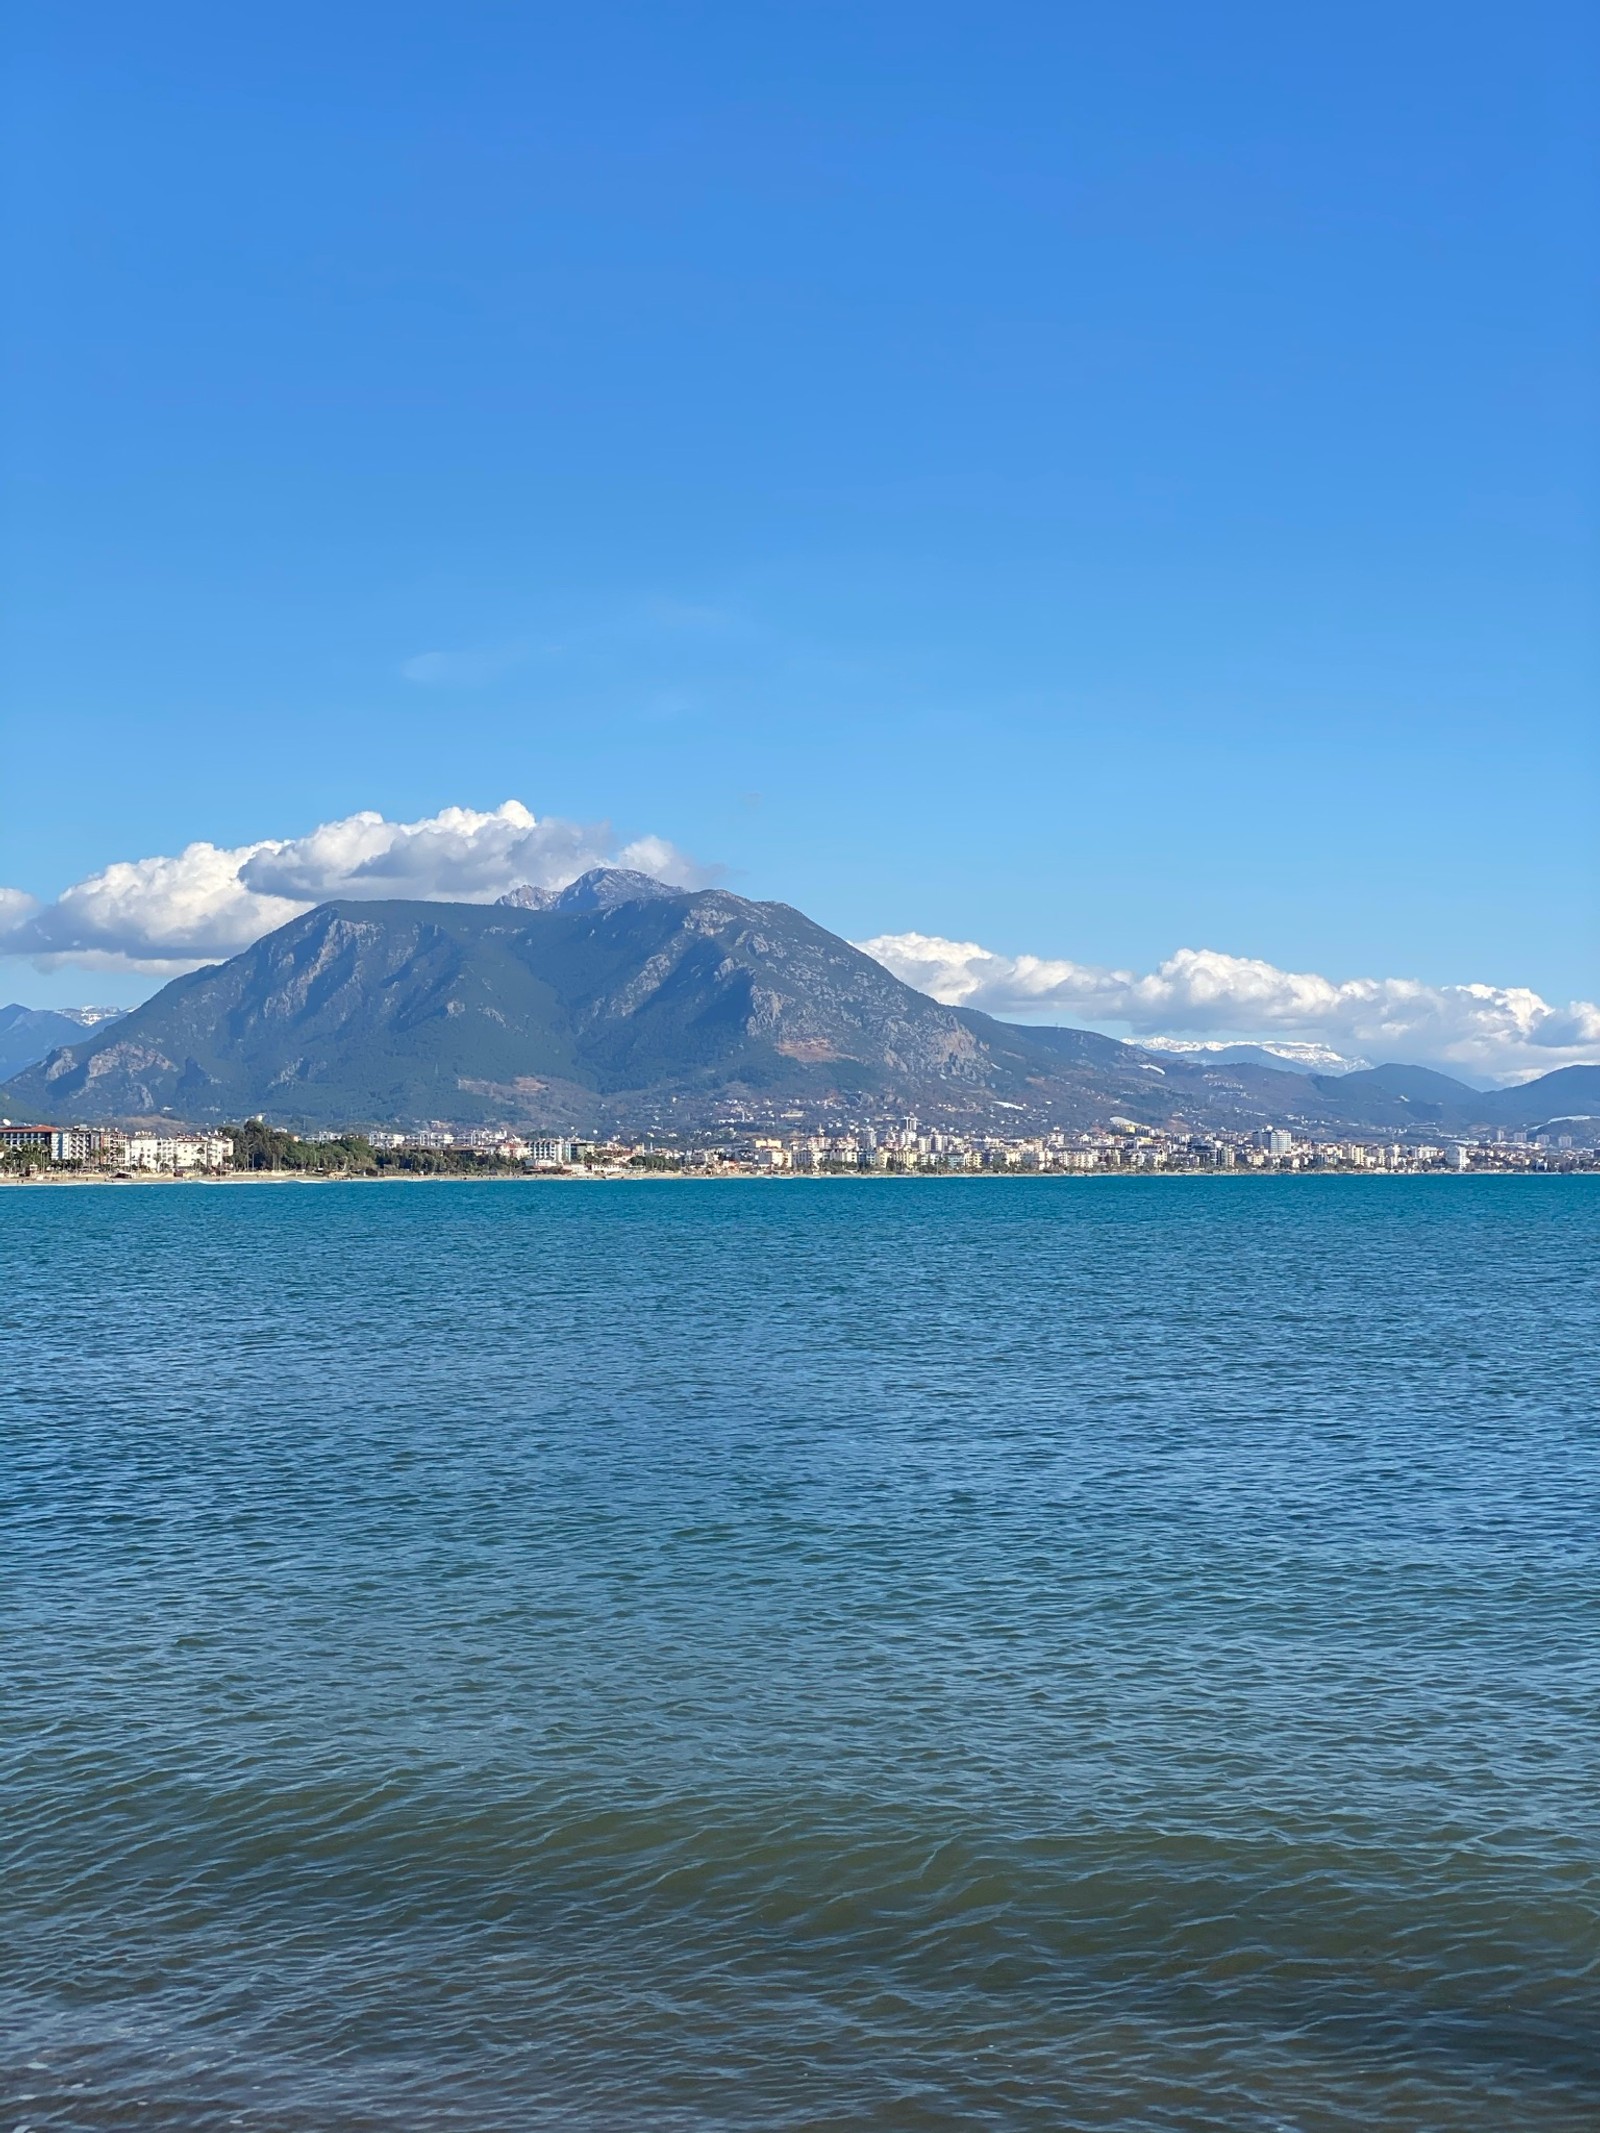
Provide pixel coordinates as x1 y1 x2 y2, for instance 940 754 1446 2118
0 1002 125 1083
4 874 1595 1139
1137 1037 1376 1077
1298 1060 1600 1133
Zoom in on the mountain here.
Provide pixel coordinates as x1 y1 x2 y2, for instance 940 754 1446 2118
496 869 684 914
1294 1062 1600 1136
6 872 1595 1137
1477 1065 1600 1131
0 1003 125 1084
975 1022 1144 1072
0 873 1290 1132
8 873 1185 1131
1139 1038 1371 1076
1300 1062 1482 1128
1323 1063 1480 1105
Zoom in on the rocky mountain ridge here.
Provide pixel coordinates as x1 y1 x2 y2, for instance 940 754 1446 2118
0 1002 126 1084
4 872 1594 1138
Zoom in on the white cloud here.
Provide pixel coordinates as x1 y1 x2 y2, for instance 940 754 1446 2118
5 818 1594 1087
398 647 525 687
0 801 710 976
856 932 1600 1085
0 887 40 935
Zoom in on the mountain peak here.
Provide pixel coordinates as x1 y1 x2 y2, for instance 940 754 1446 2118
497 867 685 914
9 884 1592 1140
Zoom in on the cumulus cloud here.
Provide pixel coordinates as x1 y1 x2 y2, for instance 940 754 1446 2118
856 932 1600 1085
0 801 710 976
6 815 1593 1087
0 887 40 935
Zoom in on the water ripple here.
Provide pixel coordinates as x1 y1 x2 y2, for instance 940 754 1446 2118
3 1178 1597 2129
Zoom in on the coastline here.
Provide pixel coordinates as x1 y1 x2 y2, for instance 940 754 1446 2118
1 1167 1582 1190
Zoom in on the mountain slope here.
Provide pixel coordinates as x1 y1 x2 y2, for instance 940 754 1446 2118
7 878 1137 1129
8 874 1594 1136
1477 1064 1600 1129
0 1004 124 1083
1302 1062 1483 1128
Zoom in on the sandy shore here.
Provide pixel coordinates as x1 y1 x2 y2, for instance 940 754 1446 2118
0 1167 1553 1192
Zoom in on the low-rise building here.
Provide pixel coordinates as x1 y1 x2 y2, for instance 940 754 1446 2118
122 1134 231 1172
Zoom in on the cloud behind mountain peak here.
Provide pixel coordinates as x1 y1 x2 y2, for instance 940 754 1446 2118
4 805 1595 1085
0 802 708 975
855 932 1600 1086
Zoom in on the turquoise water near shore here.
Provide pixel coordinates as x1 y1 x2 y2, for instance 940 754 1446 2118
3 1177 1597 2130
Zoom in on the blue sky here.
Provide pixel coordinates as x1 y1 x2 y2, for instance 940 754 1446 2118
3 1 1596 1033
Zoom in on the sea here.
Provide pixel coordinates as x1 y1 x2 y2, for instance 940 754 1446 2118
3 1176 1597 2131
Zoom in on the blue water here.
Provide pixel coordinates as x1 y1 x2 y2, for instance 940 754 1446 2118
3 1177 1597 2130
